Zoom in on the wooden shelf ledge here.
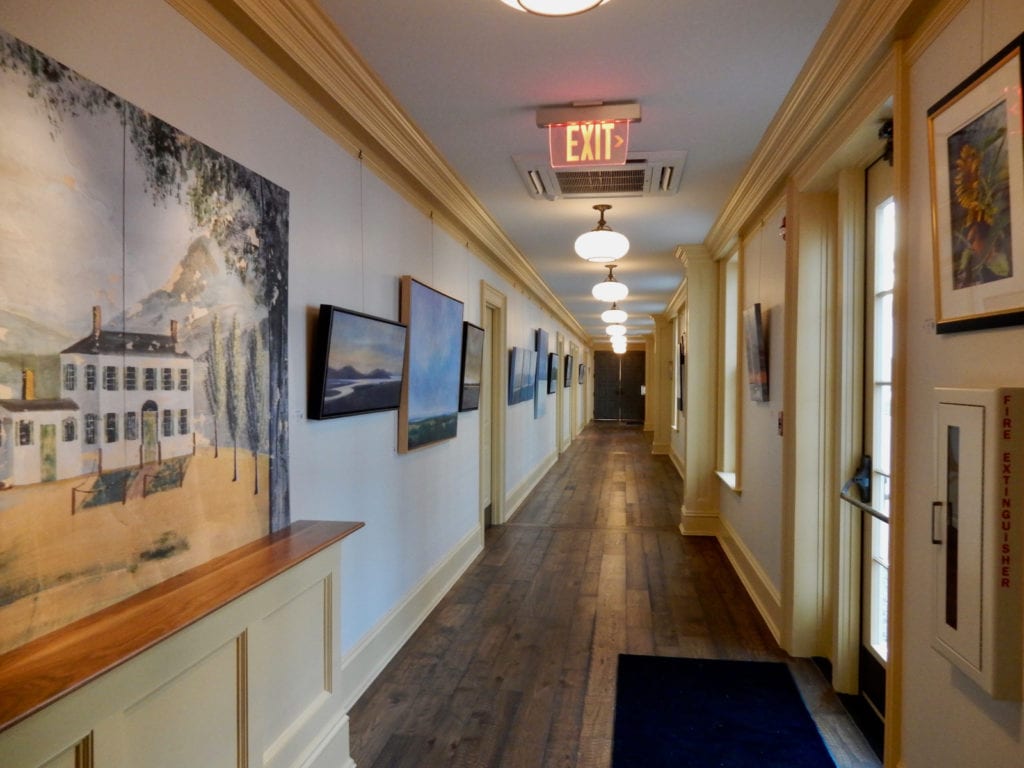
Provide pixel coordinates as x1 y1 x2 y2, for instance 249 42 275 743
0 519 363 733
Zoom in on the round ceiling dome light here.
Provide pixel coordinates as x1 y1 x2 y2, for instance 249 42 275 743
601 302 628 324
574 204 629 263
501 0 610 16
592 264 628 303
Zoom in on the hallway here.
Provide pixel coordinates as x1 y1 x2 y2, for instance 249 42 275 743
348 423 879 767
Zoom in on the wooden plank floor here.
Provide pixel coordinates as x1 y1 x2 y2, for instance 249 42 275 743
348 422 881 767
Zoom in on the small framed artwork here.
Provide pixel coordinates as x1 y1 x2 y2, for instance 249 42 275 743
927 32 1024 333
308 304 407 419
547 353 558 394
508 347 522 405
578 363 585 385
399 276 464 452
563 354 574 388
535 328 548 418
678 335 686 413
459 322 484 412
744 303 769 402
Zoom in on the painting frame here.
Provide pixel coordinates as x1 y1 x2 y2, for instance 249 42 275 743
927 32 1024 333
563 354 574 388
308 304 407 420
398 276 464 452
547 353 558 394
459 321 484 412
534 328 548 418
744 303 769 402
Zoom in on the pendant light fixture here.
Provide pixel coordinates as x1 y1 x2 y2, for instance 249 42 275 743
606 324 627 337
574 204 629 263
611 336 628 354
592 264 628 302
505 0 607 16
601 302 627 324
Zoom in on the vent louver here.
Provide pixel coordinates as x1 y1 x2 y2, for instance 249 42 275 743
513 151 686 200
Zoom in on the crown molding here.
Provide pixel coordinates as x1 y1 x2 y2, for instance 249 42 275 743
166 0 588 341
703 0 924 260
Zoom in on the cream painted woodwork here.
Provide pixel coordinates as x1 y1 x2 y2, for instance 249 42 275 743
0 531 356 768
675 245 721 535
480 281 508 526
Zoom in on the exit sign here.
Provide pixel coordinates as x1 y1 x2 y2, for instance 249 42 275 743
548 120 629 168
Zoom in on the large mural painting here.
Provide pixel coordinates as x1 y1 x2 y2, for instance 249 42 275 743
0 30 289 653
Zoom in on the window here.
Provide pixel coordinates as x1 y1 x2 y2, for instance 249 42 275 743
162 368 173 390
63 363 77 391
17 420 33 446
178 408 189 435
104 365 118 391
717 252 740 487
866 197 895 662
178 368 190 391
125 366 138 391
104 413 118 443
62 417 77 442
144 368 157 391
125 411 138 441
162 409 173 437
85 364 97 391
84 414 98 445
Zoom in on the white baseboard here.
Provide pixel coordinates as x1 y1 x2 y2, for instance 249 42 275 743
504 451 557 520
651 441 670 455
679 505 722 536
339 526 482 712
715 517 782 643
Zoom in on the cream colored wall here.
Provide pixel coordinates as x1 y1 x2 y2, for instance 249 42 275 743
900 1 1024 765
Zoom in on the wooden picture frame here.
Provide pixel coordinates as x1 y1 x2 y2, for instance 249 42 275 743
928 32 1024 333
308 304 407 419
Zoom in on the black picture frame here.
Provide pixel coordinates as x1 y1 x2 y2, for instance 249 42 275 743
578 363 585 385
563 354 574 388
308 304 407 419
547 353 558 394
459 321 484 412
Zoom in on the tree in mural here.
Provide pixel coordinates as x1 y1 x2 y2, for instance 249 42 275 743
1 33 290 527
204 313 226 459
225 316 245 483
245 324 268 494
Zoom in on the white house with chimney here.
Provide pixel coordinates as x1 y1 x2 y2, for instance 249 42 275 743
0 307 195 488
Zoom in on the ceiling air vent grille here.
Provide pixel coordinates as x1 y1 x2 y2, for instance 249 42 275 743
513 150 686 200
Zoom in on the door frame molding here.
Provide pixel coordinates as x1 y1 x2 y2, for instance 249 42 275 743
481 281 507 527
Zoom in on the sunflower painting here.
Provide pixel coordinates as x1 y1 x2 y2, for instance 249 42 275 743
928 34 1024 333
947 103 1012 289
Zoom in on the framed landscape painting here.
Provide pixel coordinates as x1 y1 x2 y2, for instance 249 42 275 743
928 32 1024 332
398 277 464 451
547 353 558 394
459 321 484 412
308 305 406 419
534 328 548 418
744 303 769 402
563 354 574 388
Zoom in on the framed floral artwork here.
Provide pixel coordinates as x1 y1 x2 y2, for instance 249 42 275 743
928 32 1024 333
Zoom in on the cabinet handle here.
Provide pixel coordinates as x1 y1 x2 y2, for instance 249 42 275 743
931 501 943 544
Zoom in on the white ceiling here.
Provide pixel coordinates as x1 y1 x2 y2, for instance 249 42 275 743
320 0 839 341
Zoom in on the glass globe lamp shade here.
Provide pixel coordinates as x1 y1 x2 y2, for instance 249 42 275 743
574 228 629 263
612 339 627 354
600 303 628 324
592 276 628 303
515 0 603 16
606 324 627 337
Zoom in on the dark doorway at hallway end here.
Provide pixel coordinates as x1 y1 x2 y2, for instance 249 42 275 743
593 349 644 423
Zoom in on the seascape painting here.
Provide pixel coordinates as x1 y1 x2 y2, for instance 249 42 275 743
548 353 559 394
309 305 406 419
534 328 548 418
398 277 463 451
0 30 289 653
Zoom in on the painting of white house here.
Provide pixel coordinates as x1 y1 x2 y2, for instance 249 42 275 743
0 29 289 653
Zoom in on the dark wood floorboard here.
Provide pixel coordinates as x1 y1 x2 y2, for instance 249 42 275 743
348 422 880 767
